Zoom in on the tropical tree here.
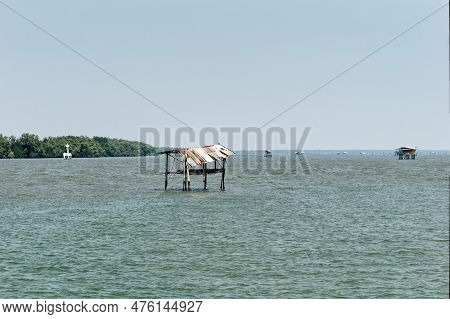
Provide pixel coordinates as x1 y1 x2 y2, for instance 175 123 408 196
76 139 103 158
16 133 41 158
0 134 11 158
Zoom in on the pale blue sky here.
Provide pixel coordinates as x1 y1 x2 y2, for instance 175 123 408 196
0 0 448 149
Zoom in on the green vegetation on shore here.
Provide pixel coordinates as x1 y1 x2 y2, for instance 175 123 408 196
0 133 157 159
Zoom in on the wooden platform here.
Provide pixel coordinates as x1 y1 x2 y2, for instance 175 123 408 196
174 168 224 175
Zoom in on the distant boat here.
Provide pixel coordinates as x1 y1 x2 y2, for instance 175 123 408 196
337 152 341 155
342 152 347 155
360 152 366 155
295 151 305 155
264 150 272 157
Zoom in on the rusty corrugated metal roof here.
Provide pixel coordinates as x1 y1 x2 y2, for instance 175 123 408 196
179 144 235 167
398 146 417 150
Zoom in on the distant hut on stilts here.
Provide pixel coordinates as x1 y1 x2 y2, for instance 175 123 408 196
264 150 272 157
395 146 417 160
161 144 235 191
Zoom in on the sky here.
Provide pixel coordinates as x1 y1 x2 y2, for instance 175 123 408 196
0 0 449 149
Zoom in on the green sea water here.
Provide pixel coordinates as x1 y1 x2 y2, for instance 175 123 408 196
0 154 449 298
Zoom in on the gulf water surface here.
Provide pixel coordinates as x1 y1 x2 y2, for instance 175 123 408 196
0 153 449 298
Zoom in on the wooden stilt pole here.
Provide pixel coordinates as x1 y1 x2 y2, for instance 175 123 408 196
187 166 191 191
203 163 207 190
220 158 226 190
183 158 187 191
164 153 169 190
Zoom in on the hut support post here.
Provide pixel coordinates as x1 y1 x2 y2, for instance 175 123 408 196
164 153 169 190
203 163 207 190
183 158 187 191
186 160 191 191
187 170 191 191
220 158 226 190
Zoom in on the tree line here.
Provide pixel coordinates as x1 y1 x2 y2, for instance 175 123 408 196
0 133 157 159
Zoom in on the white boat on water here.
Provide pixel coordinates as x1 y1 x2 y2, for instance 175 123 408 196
264 150 272 157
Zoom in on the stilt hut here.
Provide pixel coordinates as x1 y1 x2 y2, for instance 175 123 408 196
395 146 417 160
161 144 235 191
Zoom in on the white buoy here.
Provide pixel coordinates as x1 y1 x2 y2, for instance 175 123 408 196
63 144 72 160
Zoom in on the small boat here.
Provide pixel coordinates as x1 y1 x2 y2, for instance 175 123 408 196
360 152 366 155
342 152 347 155
295 151 305 155
264 150 272 157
